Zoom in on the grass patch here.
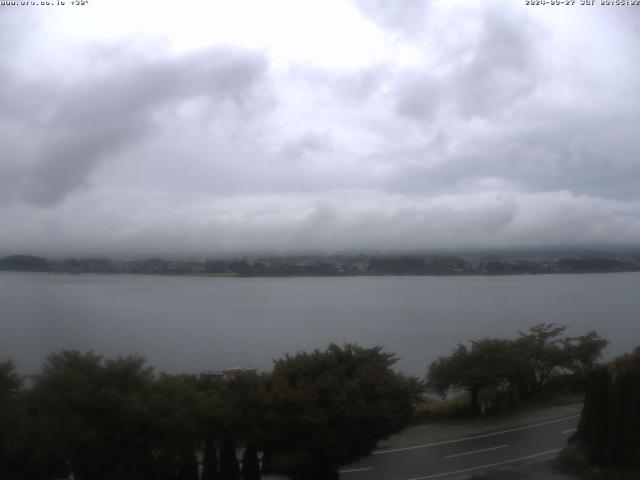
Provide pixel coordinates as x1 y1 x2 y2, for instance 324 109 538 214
556 445 591 473
410 390 583 425
411 393 472 424
526 391 584 410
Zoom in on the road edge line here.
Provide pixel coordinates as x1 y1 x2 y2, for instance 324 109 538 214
373 415 579 455
409 448 562 479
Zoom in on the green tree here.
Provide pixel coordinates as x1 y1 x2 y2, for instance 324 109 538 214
219 434 241 480
573 346 640 467
0 359 21 402
177 448 199 480
0 360 23 478
241 445 260 480
263 344 419 479
198 369 267 480
148 373 202 478
427 339 525 414
29 351 157 480
213 369 269 447
201 432 219 480
564 331 610 375
428 325 608 414
515 324 608 396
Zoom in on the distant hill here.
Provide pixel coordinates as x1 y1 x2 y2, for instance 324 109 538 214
0 255 50 272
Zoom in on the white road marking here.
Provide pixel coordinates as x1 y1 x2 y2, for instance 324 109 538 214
339 467 372 474
443 444 508 459
562 428 577 434
373 415 580 455
408 448 562 480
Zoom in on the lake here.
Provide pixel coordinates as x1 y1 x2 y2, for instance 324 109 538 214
1 271 638 376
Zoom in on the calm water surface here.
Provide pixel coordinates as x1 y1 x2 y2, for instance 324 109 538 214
1 271 638 376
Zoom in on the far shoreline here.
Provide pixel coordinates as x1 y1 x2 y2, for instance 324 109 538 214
3 269 640 279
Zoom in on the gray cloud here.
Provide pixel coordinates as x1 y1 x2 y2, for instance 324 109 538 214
395 5 541 121
452 7 542 118
288 64 390 105
280 132 334 161
354 0 430 37
384 86 640 201
1 43 269 205
379 3 640 204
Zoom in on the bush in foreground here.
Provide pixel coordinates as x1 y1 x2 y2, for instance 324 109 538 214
0 344 420 480
262 344 422 479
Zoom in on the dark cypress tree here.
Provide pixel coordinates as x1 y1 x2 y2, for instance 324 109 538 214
219 435 241 480
610 368 640 467
607 372 632 465
201 433 218 480
572 349 640 469
574 373 592 441
177 448 199 480
629 378 640 467
260 449 274 476
588 366 612 465
575 366 614 465
156 451 179 480
241 445 260 480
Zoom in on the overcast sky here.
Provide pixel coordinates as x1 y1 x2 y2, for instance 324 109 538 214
1 0 639 257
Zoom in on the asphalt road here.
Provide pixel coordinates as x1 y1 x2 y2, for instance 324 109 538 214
338 415 580 480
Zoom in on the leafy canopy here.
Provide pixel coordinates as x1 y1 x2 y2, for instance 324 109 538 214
263 343 420 477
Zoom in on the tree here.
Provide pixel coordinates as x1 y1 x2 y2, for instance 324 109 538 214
177 448 199 480
515 324 608 396
198 368 267 480
427 325 608 413
610 345 640 377
262 344 419 479
514 323 569 396
0 360 23 478
0 360 21 403
565 331 610 375
219 434 241 480
147 373 202 478
427 339 525 414
201 432 219 480
29 351 157 480
212 369 269 447
572 346 640 467
241 445 260 480
427 344 470 397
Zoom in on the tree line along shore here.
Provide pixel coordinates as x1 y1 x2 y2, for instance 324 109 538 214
2 253 640 276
